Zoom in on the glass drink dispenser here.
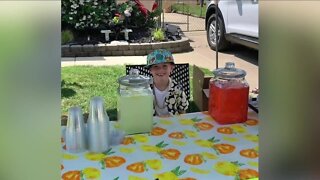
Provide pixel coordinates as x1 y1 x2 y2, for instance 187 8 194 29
208 62 249 124
117 69 154 134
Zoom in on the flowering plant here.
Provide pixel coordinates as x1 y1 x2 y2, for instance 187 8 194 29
115 0 161 29
62 0 117 30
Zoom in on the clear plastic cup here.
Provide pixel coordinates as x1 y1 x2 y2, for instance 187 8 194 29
65 107 86 153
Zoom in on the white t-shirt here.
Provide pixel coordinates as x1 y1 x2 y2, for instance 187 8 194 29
154 86 170 116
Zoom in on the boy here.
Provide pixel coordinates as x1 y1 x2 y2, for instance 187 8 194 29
146 49 189 116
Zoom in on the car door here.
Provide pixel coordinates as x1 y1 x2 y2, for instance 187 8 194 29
225 0 258 38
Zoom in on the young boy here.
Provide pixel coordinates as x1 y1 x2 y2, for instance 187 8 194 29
145 49 189 116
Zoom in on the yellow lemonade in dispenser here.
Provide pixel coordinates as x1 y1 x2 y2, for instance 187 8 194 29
117 69 154 134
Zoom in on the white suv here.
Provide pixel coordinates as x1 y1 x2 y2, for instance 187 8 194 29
205 0 259 51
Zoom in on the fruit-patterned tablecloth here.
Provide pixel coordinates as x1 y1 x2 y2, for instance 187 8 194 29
61 111 259 180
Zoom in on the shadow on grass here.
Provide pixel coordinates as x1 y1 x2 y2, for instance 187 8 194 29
61 80 83 98
61 88 76 98
107 108 118 121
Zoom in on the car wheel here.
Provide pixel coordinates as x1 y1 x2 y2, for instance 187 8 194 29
206 14 229 51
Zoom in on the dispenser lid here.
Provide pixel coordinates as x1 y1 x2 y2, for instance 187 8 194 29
213 62 247 79
118 69 151 87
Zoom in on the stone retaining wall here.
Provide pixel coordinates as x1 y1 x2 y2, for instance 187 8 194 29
62 37 192 57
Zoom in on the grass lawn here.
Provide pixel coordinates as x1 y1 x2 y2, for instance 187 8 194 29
61 65 212 120
171 3 207 18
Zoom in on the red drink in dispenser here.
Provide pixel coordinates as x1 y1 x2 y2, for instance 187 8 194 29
208 62 249 124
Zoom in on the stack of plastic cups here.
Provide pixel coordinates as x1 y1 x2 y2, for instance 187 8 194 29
87 96 110 153
65 107 86 153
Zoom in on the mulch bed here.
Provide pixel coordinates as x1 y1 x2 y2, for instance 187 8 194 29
63 25 182 45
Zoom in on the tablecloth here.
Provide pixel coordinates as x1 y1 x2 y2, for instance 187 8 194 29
61 111 259 180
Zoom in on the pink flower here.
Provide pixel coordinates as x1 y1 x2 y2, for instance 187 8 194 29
133 0 148 16
152 2 158 11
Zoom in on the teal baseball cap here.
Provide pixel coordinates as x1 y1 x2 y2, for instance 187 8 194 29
146 49 174 69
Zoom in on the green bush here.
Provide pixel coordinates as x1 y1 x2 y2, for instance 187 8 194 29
61 30 74 44
152 28 165 42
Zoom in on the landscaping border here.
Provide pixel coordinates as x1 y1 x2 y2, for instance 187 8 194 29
62 37 192 57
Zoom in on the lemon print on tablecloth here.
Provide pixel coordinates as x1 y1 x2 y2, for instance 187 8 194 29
222 136 239 142
82 167 101 179
248 161 259 167
159 119 173 125
230 125 247 133
140 145 161 152
179 117 201 125
145 159 163 170
154 166 187 180
179 119 195 125
244 134 259 143
172 140 187 146
128 175 148 180
119 147 135 154
132 134 149 143
140 141 168 152
190 167 211 174
85 148 114 161
213 161 244 176
183 130 198 138
62 153 78 160
84 153 106 161
194 137 220 148
201 152 218 159
155 172 178 180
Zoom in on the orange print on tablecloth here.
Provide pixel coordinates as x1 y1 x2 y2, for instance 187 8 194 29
238 169 259 179
104 156 126 168
126 162 146 173
245 119 259 126
61 170 81 180
240 149 259 159
184 154 204 165
159 148 181 160
168 132 185 139
151 127 167 136
121 137 135 145
217 127 233 134
194 122 214 130
213 144 236 154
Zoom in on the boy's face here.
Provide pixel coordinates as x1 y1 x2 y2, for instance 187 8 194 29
150 63 174 83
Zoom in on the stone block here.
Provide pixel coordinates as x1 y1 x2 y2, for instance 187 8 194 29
111 50 123 56
106 44 119 51
134 50 147 56
129 44 141 50
118 45 129 51
123 50 135 56
100 50 112 56
171 47 182 53
82 44 95 52
70 45 83 53
151 43 163 50
96 44 108 52
139 43 152 50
